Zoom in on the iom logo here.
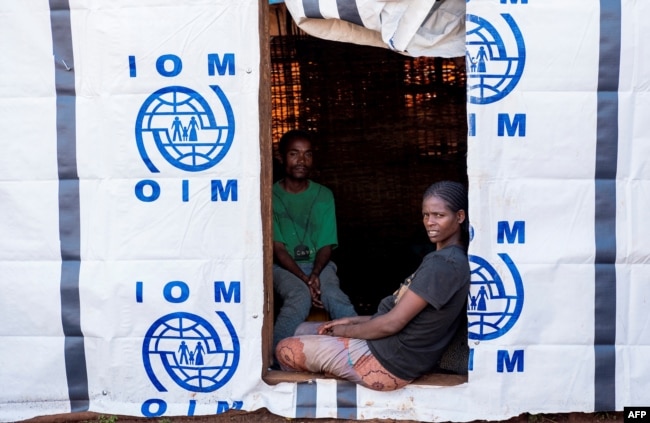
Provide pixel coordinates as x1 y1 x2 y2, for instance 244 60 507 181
466 13 526 105
142 311 240 392
467 254 524 340
135 85 235 173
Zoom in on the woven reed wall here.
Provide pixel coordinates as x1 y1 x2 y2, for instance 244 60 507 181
270 20 467 312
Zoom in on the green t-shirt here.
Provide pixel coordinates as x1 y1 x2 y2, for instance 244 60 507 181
272 180 338 262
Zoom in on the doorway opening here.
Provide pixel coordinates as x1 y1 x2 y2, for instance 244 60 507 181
264 3 468 384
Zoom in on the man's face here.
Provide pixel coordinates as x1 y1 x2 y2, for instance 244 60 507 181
282 138 313 180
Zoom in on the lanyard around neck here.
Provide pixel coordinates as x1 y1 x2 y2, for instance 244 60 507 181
273 184 322 246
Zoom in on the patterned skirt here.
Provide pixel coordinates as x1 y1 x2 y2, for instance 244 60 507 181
276 322 412 391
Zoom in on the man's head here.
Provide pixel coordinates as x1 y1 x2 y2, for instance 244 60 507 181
278 129 314 181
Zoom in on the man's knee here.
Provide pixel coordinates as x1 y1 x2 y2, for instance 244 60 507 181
274 270 311 297
277 288 312 316
280 282 310 301
318 267 341 289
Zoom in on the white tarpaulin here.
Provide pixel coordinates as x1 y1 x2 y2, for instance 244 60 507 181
283 0 466 57
1 0 264 419
1 0 650 422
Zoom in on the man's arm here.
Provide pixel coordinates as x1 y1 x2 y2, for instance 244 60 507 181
273 241 310 283
274 241 325 308
303 245 334 307
310 244 332 278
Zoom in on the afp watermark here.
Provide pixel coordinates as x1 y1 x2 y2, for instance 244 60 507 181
625 407 650 423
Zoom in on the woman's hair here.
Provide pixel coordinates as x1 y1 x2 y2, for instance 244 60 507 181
423 180 470 250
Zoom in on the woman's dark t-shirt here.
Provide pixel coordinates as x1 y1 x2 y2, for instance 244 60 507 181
367 245 470 380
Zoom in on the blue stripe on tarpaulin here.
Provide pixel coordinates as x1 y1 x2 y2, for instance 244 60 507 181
302 0 324 19
295 379 357 418
336 380 357 419
594 0 621 412
50 0 89 412
336 0 363 27
302 0 363 26
296 381 318 418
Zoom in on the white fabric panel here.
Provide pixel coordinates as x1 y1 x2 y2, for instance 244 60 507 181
494 263 595 345
351 382 472 422
0 0 263 421
0 2 71 420
4 0 650 421
0 263 70 402
615 0 650 408
467 0 601 419
616 344 650 407
67 0 264 415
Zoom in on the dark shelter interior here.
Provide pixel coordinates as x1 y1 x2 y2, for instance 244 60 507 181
270 6 468 316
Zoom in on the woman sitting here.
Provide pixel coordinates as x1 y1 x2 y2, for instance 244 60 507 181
275 180 471 391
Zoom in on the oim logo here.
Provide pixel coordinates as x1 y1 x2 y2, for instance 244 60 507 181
467 253 524 340
135 85 235 173
142 311 240 392
466 13 526 105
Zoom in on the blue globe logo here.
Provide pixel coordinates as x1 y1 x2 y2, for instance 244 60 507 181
466 14 526 104
142 311 240 392
135 85 235 172
467 254 524 340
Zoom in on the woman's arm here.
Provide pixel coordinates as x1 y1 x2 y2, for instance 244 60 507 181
317 316 372 334
326 289 428 340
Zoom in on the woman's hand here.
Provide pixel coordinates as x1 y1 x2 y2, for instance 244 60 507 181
317 316 370 335
321 289 429 340
317 318 348 334
318 323 351 337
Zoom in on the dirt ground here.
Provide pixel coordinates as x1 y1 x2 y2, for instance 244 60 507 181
23 409 624 423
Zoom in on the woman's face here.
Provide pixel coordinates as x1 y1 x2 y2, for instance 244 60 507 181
422 195 465 249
